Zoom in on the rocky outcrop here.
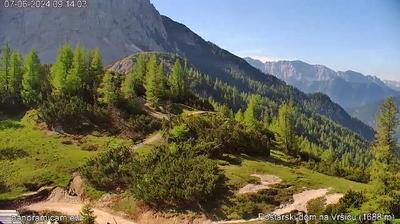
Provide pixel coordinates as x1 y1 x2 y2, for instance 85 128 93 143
0 0 169 63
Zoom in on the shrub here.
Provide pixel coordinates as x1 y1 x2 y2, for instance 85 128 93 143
80 204 96 224
80 146 134 191
130 145 223 206
170 114 273 158
38 95 92 133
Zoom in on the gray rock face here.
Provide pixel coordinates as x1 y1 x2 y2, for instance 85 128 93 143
0 0 169 63
245 57 400 108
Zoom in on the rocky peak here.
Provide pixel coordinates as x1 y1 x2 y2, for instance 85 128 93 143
0 0 169 63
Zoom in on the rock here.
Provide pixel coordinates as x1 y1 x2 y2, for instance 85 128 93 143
68 173 85 199
0 0 169 64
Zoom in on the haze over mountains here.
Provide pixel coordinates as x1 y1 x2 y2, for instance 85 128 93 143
0 0 374 139
245 57 400 109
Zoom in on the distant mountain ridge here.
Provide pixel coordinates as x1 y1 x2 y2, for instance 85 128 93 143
245 57 400 109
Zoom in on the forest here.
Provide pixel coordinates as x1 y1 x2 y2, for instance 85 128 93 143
0 44 399 222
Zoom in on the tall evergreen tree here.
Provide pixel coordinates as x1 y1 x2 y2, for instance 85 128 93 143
365 97 400 215
169 59 188 100
235 109 244 122
0 44 11 104
21 49 42 105
274 101 298 156
121 54 147 100
87 48 102 97
144 55 159 104
243 95 258 129
8 50 24 104
50 44 74 95
66 44 86 95
97 71 118 105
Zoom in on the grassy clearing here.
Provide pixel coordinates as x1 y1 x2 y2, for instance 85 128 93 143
221 153 370 194
0 111 130 201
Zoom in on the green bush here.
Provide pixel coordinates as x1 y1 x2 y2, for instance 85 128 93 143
38 95 93 133
130 145 223 206
170 114 273 158
80 146 134 191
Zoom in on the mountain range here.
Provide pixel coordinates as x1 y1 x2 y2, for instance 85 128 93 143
244 58 400 109
0 0 374 140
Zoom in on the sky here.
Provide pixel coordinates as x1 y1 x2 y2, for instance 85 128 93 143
151 0 400 81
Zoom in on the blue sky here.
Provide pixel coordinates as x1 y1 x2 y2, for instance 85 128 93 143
151 0 400 81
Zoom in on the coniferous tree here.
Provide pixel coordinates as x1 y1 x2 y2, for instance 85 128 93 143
169 59 188 100
97 71 118 105
121 54 147 100
21 49 42 105
243 95 258 129
87 48 103 98
274 101 298 156
66 44 86 95
155 62 168 99
144 55 159 104
364 97 400 215
8 50 24 104
235 109 244 122
0 44 11 104
80 204 96 224
50 44 74 95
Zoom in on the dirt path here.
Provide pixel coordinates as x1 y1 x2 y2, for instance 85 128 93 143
273 188 343 215
237 174 282 194
131 132 162 150
217 188 343 224
24 202 135 224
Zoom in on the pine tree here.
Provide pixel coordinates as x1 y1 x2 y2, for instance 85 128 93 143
0 44 11 104
97 71 118 105
235 109 244 122
8 50 24 104
169 59 188 100
90 48 103 84
66 44 86 95
243 95 258 129
50 44 74 95
365 97 400 214
155 62 168 100
80 204 96 224
275 101 298 156
87 48 103 98
144 55 159 104
121 54 146 100
21 49 42 105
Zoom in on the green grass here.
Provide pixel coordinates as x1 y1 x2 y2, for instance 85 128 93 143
0 111 130 201
221 154 370 194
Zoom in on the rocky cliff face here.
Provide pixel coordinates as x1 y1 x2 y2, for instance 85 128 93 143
245 57 400 108
0 0 169 63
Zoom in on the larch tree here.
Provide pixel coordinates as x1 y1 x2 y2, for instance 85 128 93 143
8 50 24 104
275 101 298 156
243 95 258 129
0 44 11 104
365 97 400 215
21 49 42 105
66 44 86 95
50 44 74 95
88 48 103 96
121 54 146 100
97 71 118 106
144 55 159 104
235 109 244 122
169 59 188 100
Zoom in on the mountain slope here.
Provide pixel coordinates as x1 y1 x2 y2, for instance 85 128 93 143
245 58 400 109
0 0 169 63
0 0 373 140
